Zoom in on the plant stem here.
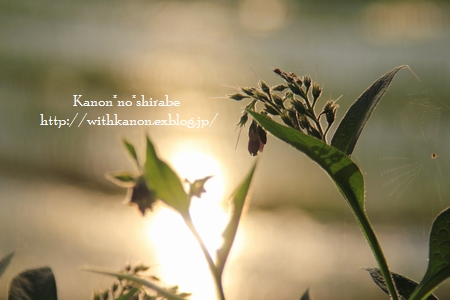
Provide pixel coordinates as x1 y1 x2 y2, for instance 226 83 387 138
355 209 399 300
183 213 226 300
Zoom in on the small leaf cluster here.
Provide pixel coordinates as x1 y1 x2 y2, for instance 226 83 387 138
105 136 257 300
107 139 212 217
92 263 191 300
228 68 340 156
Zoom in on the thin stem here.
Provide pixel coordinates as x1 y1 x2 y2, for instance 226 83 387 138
183 213 226 300
355 210 399 300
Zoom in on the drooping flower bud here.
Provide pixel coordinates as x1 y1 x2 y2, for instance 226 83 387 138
127 176 157 216
248 120 260 156
248 120 266 156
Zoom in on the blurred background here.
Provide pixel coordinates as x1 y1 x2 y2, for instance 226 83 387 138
1 0 450 299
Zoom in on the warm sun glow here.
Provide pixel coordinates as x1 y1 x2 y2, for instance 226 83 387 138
146 147 228 299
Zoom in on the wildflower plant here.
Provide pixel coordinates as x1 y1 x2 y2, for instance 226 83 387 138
85 136 257 300
227 65 450 299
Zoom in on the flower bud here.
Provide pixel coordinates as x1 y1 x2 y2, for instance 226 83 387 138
303 75 312 91
248 120 260 156
253 90 270 102
272 93 284 109
227 93 249 101
127 176 157 216
291 100 307 115
281 114 295 128
273 68 290 82
264 104 279 115
240 87 256 96
257 125 267 145
323 99 339 126
272 84 288 92
289 72 303 87
312 83 322 101
236 112 249 127
259 80 271 96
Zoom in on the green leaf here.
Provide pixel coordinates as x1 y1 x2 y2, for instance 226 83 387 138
365 268 438 300
123 140 139 167
216 162 257 276
83 268 187 300
300 288 310 300
331 65 407 157
8 266 57 300
0 251 14 278
144 136 189 215
114 287 139 300
248 110 364 211
410 207 450 300
106 171 136 187
248 110 399 300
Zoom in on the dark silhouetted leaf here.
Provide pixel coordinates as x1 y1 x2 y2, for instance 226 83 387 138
410 207 450 300
248 110 399 299
0 251 14 278
83 268 187 300
365 267 438 300
331 65 407 156
144 136 189 216
300 288 310 300
216 163 257 275
8 266 57 300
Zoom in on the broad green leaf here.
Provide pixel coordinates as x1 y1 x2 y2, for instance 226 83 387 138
410 207 450 300
144 136 189 215
365 268 438 300
123 139 139 167
8 266 57 300
300 288 310 300
216 163 257 275
248 110 399 299
106 171 136 187
331 65 407 157
0 251 14 278
248 110 364 211
83 268 187 300
114 287 139 300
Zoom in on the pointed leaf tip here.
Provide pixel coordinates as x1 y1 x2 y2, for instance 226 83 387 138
216 162 257 275
122 139 139 166
331 65 407 156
